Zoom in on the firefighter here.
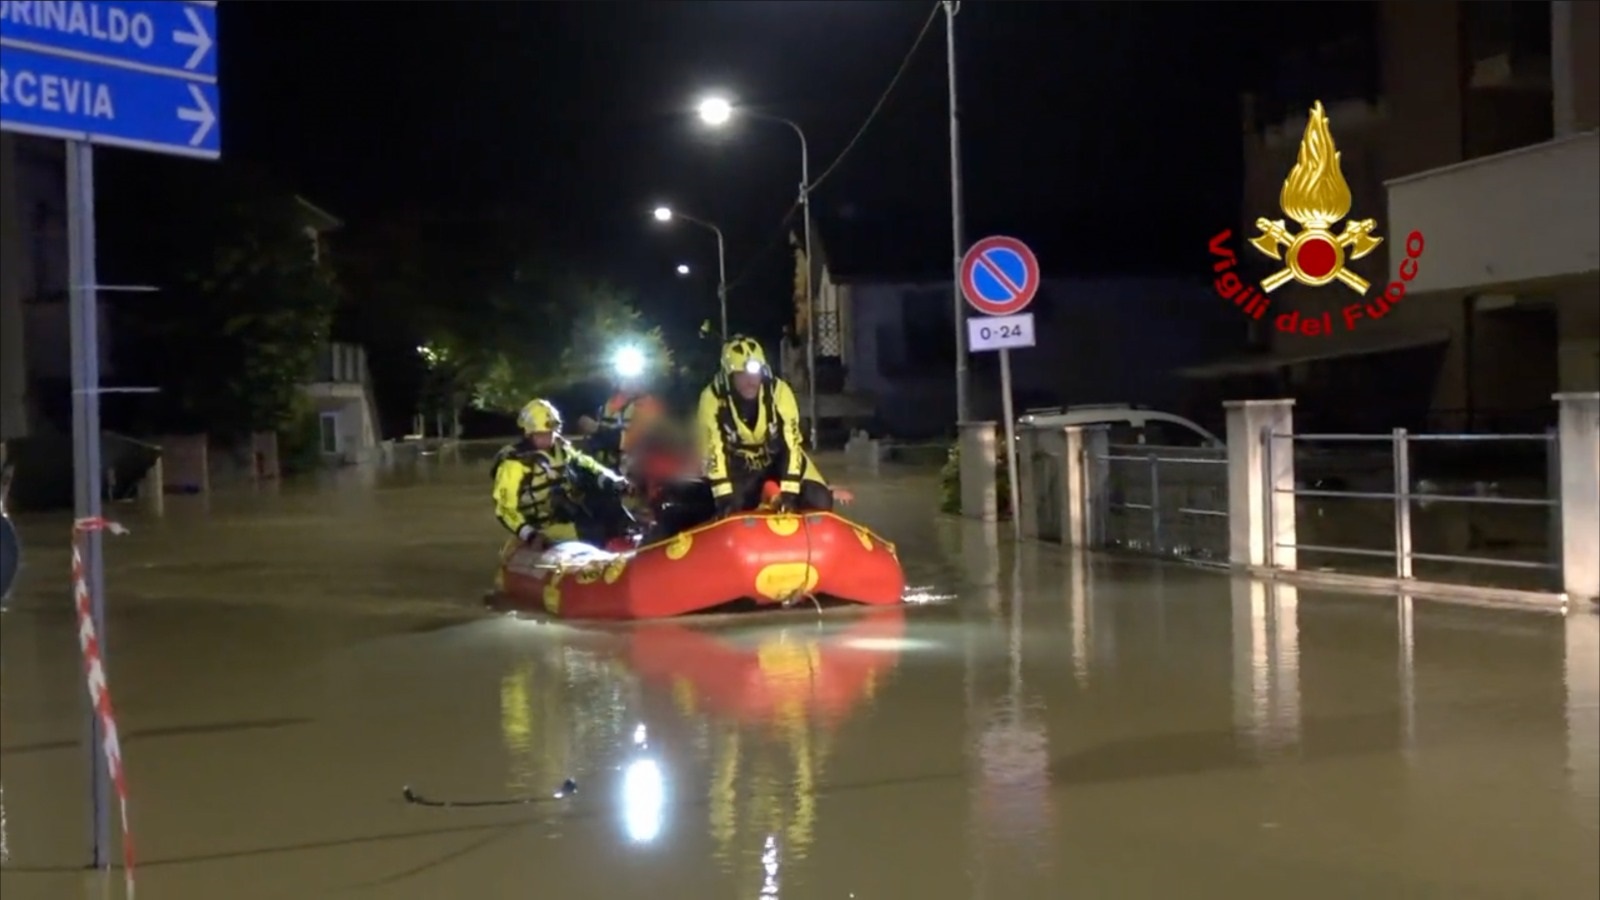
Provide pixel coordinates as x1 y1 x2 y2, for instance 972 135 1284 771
696 336 833 518
492 399 633 549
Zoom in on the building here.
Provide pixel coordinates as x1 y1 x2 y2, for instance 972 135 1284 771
0 133 87 442
303 341 381 466
781 221 876 435
1184 0 1598 432
781 207 1248 440
835 275 1239 439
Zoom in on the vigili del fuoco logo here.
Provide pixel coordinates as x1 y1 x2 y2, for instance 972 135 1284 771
1206 101 1426 338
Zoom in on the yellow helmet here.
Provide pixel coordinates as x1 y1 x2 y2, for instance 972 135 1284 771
516 398 562 434
721 336 769 377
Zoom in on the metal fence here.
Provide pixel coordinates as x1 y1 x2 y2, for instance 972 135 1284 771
1097 444 1229 563
1271 429 1562 591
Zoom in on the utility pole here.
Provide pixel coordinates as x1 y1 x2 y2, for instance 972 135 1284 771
945 0 970 425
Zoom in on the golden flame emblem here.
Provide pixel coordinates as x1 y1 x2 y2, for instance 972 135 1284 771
1249 101 1382 294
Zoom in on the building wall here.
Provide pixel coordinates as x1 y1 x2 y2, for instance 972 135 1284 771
1553 0 1599 134
1239 0 1592 422
841 277 1240 437
0 134 28 441
0 133 109 437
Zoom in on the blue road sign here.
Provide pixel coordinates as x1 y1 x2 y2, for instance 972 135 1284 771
960 235 1041 316
0 1 216 78
1 44 218 157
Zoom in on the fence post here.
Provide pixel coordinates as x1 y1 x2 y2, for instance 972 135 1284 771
1224 399 1296 570
1554 392 1600 604
1147 453 1162 554
959 420 999 523
1393 428 1413 579
1061 426 1088 547
1082 425 1111 548
1017 426 1039 540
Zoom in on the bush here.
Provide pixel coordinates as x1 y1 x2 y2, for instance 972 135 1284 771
278 399 323 475
939 441 1011 519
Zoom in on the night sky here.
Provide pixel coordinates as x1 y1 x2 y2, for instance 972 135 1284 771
207 0 1373 339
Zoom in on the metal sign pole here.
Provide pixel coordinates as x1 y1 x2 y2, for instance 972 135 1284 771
65 138 112 866
959 235 1037 540
998 348 1021 540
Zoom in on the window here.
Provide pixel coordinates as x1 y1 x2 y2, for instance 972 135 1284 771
1105 422 1142 445
319 413 340 455
1143 420 1213 447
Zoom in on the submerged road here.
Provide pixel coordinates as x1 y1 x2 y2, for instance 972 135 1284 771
1 451 1595 898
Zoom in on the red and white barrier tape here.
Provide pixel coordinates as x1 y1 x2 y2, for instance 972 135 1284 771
71 516 136 897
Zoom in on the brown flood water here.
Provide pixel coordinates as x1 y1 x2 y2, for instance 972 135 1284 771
1 453 1595 899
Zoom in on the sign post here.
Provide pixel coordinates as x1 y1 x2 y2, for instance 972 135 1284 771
960 235 1040 539
2 0 221 871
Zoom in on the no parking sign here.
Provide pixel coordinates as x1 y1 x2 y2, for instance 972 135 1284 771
960 236 1038 352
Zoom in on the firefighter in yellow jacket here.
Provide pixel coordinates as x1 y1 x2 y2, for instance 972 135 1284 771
492 398 633 548
697 336 833 517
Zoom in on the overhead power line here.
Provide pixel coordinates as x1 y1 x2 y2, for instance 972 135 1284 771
724 1 943 295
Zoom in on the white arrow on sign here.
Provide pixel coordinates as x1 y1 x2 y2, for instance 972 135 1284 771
177 83 215 146
172 6 213 71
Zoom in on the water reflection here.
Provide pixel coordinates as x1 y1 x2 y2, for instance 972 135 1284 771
497 641 631 793
1568 611 1599 829
620 755 665 844
1398 595 1417 761
960 521 1057 881
613 608 908 890
1066 550 1091 688
1230 580 1302 754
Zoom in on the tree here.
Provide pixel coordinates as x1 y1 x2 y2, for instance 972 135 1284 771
102 161 343 438
333 217 681 433
467 275 677 413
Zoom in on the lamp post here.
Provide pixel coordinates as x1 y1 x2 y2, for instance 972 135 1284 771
696 96 818 448
944 1 970 425
653 205 728 340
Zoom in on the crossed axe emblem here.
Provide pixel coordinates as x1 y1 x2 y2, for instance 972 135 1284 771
1249 218 1383 294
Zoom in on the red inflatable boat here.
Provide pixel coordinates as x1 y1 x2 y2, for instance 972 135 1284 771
623 606 908 729
495 511 905 619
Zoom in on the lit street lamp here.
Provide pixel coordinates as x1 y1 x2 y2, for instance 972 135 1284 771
695 95 817 447
652 205 728 340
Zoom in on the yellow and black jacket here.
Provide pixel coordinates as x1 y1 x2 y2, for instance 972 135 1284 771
491 437 618 541
696 376 824 500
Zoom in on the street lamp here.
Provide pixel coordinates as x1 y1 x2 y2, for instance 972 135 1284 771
694 94 817 447
697 97 732 126
651 205 728 340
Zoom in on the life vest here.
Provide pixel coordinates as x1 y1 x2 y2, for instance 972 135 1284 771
495 439 583 524
712 379 782 466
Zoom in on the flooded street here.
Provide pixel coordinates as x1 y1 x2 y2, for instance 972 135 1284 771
1 454 1596 899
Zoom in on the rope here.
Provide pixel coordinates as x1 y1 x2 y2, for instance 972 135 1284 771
71 516 135 898
806 1 943 194
725 0 943 295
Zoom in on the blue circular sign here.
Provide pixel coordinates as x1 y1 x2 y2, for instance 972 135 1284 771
960 236 1040 315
